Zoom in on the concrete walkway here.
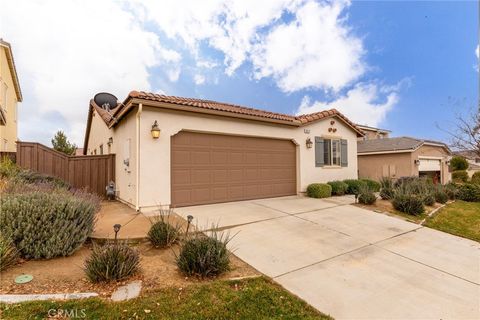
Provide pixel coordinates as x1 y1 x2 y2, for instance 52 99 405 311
176 196 480 319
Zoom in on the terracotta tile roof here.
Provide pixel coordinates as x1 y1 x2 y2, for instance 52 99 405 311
129 91 297 123
84 90 364 152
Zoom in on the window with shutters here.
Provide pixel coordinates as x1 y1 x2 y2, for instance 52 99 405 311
315 137 348 168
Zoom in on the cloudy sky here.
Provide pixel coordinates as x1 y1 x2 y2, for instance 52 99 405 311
0 0 478 146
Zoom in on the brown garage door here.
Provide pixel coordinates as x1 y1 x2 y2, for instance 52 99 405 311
171 131 296 207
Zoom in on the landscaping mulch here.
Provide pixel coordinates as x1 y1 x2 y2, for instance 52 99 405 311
0 242 259 297
354 199 441 223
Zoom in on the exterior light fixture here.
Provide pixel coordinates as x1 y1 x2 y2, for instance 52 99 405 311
414 159 420 165
107 137 113 146
113 224 122 242
186 215 194 235
151 120 160 139
306 137 313 149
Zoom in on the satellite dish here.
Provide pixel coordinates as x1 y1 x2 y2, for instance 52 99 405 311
94 92 118 111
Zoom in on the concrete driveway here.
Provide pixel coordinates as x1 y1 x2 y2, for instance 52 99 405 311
176 196 480 319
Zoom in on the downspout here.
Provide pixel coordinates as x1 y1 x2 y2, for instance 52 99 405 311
135 103 143 212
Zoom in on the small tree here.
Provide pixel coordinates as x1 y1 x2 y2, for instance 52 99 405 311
450 156 469 171
51 131 77 155
440 106 480 156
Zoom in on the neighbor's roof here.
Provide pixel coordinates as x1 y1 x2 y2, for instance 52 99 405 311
0 39 22 102
358 136 451 154
356 124 391 133
84 91 364 153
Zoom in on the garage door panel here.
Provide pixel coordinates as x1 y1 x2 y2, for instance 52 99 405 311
172 131 296 207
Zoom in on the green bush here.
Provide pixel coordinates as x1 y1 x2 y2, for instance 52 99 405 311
358 186 377 205
0 232 18 271
471 171 480 184
0 190 99 259
360 179 381 192
444 182 459 200
148 208 181 248
16 170 71 189
327 181 348 196
452 170 469 183
0 157 19 178
457 184 480 202
343 179 367 195
422 193 436 206
392 189 425 216
177 231 231 278
84 244 140 282
379 177 395 200
450 156 469 171
434 188 448 204
306 183 332 198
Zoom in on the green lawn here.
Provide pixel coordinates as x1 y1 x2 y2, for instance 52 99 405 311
424 201 480 242
0 277 331 320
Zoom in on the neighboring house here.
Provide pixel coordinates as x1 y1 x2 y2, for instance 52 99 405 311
358 137 451 184
0 39 22 152
453 150 480 178
84 91 364 210
356 124 391 141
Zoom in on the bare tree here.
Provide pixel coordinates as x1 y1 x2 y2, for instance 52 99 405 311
440 106 480 157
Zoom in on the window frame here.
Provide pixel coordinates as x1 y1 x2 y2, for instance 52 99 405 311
323 138 341 167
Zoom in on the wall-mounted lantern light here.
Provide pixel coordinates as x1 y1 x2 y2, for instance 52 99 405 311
151 120 160 139
107 137 113 146
306 137 313 149
414 159 420 166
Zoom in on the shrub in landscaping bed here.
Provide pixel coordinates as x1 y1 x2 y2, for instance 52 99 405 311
16 170 71 189
358 187 377 205
422 193 436 206
0 232 18 271
148 208 181 248
0 190 99 259
0 157 19 179
471 172 480 185
434 188 449 204
444 182 459 200
392 190 425 215
450 156 469 171
306 183 332 198
343 179 367 195
177 231 231 278
327 180 348 196
84 243 140 282
360 179 381 192
452 170 469 183
379 177 395 200
457 184 480 202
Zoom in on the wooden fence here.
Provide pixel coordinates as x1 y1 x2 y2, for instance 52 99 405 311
15 142 115 197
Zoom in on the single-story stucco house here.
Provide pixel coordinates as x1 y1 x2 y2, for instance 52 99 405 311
84 91 364 210
358 136 452 184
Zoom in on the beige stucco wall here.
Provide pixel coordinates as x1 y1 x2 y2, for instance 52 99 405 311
358 152 413 181
137 107 358 209
358 144 451 183
357 128 389 141
86 104 360 210
0 46 19 152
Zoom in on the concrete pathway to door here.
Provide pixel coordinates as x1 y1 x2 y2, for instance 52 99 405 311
176 195 480 319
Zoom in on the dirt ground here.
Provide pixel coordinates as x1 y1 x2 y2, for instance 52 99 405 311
0 242 259 297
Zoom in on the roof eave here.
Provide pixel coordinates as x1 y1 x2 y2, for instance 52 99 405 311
0 40 22 102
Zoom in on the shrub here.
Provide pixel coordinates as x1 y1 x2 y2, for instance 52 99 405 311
16 170 71 189
306 183 332 198
327 181 348 196
457 184 480 202
444 182 459 200
422 193 436 206
450 156 469 171
0 232 18 271
148 208 181 248
379 177 395 200
84 244 140 282
392 193 425 215
0 157 19 179
358 186 377 205
360 179 381 192
471 171 480 184
434 188 448 204
177 230 231 278
452 170 469 183
0 190 99 259
343 179 367 195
